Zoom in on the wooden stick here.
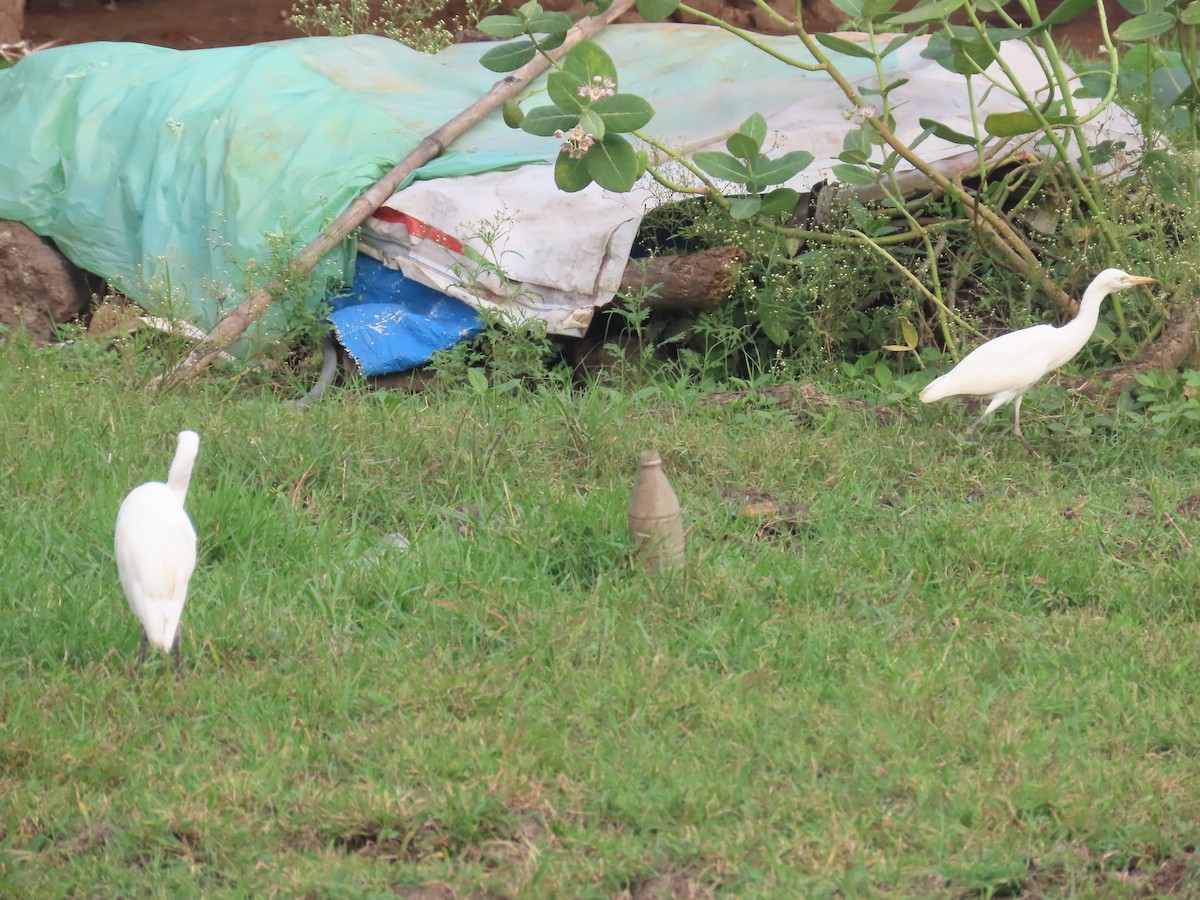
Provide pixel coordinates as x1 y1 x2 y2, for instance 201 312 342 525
157 0 637 388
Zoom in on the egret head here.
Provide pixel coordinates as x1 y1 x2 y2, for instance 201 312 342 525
1091 268 1157 295
177 430 200 456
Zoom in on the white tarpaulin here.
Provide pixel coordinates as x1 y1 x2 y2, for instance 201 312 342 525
360 23 1140 339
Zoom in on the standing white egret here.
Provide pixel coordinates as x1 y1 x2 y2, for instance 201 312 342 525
920 268 1156 456
114 430 200 670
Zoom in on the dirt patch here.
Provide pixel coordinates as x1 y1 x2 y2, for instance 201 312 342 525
1019 847 1200 898
24 0 302 50
21 0 1127 52
616 868 718 899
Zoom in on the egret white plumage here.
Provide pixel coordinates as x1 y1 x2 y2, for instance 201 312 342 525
114 430 200 670
920 268 1156 456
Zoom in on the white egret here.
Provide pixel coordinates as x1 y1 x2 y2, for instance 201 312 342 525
920 268 1156 456
114 430 200 670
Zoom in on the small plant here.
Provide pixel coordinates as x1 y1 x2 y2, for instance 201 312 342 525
475 0 1200 385
429 307 565 388
1131 368 1200 430
289 0 498 52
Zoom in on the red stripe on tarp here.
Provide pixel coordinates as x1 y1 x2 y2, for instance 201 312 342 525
371 208 463 254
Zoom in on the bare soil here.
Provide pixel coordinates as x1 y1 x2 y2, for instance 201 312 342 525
22 0 1126 53
24 0 302 49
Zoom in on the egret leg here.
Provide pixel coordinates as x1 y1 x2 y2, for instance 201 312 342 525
1012 394 1040 459
962 409 990 441
172 631 183 674
962 395 1007 441
138 631 149 667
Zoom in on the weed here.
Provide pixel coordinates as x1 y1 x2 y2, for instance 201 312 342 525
289 0 497 53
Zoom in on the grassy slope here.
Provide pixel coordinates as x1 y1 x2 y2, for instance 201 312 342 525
1 338 1199 898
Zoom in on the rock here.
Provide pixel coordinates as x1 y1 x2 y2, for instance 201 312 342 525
0 221 94 343
0 0 22 44
674 0 843 33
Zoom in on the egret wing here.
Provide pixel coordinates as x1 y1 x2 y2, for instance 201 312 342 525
928 324 1062 399
115 485 197 606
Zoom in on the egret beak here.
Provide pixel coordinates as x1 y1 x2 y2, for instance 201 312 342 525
1124 276 1157 286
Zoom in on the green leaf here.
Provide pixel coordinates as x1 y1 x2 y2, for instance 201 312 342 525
1114 11 1177 41
726 132 760 160
832 163 877 186
502 99 525 129
863 0 899 15
746 150 815 186
757 188 800 217
886 0 964 24
918 117 979 145
579 107 605 141
921 27 998 74
737 112 768 148
693 151 750 183
1182 2 1200 26
879 31 920 59
900 317 918 350
1087 139 1126 165
520 105 579 137
591 94 655 133
814 32 879 59
840 126 874 163
534 30 566 52
475 14 526 38
554 151 592 192
982 25 1028 43
466 367 489 394
637 0 681 21
1033 0 1096 29
586 134 639 191
759 292 798 344
983 110 1075 136
861 77 910 97
1073 70 1113 100
563 40 617 87
983 110 1039 136
848 198 876 230
1173 84 1200 113
479 40 537 73
524 10 573 35
635 149 650 180
547 71 586 113
728 197 763 220
830 0 864 16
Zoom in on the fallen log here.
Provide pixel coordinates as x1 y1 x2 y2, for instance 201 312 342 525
619 245 747 312
1069 299 1199 398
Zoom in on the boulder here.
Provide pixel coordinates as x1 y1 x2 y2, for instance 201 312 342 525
0 221 94 343
0 0 21 45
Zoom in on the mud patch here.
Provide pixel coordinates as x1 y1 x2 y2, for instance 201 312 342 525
616 867 719 899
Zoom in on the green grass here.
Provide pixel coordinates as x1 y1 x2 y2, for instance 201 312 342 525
2 336 1200 898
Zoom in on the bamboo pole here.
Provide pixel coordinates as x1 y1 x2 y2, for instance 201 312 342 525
158 0 637 388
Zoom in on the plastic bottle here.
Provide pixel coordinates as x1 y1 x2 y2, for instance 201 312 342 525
628 450 685 572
